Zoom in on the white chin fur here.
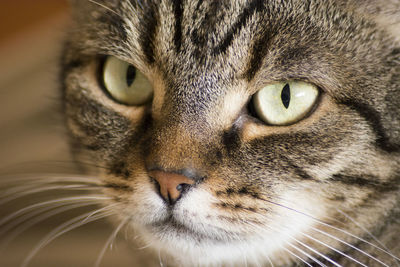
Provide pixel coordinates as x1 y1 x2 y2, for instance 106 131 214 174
126 188 321 266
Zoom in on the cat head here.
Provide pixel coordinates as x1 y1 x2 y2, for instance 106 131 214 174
62 0 400 265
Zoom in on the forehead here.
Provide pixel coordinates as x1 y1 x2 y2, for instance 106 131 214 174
74 2 340 75
69 0 384 101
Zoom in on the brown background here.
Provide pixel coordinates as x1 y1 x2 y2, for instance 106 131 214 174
0 1 157 266
0 1 69 41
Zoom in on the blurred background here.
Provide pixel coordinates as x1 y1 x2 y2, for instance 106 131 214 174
0 1 70 170
0 1 156 266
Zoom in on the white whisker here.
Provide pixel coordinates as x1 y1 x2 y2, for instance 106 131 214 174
286 242 325 267
0 174 100 185
95 216 128 267
255 198 400 264
298 229 368 266
158 249 164 267
335 208 400 267
265 254 275 267
137 242 153 250
21 207 116 267
310 226 390 266
81 203 119 224
267 224 335 266
241 218 325 266
0 195 110 228
0 185 99 206
281 245 313 267
0 202 96 251
0 199 97 238
312 222 400 263
242 213 343 266
88 0 121 16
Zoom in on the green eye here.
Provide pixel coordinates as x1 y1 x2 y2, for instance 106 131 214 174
252 81 319 125
102 56 153 105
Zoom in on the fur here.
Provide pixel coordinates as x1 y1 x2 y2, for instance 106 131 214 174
59 0 400 266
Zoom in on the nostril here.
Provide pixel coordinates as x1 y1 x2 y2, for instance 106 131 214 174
176 183 192 194
176 184 183 192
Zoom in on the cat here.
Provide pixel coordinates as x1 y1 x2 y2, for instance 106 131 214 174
2 0 400 266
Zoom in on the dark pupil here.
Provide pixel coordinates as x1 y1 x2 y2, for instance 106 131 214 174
281 83 291 109
126 65 136 87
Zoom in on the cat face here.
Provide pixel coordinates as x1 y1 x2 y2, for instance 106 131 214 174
63 0 400 265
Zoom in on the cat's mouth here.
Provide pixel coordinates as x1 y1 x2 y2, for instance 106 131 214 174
148 215 242 243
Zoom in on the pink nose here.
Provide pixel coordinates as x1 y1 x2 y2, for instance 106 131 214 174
149 170 195 204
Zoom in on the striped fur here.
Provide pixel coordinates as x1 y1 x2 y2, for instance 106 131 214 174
62 0 400 266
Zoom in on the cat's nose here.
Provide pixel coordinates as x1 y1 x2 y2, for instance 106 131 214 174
149 170 195 205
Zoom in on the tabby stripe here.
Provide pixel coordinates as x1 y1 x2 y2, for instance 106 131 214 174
171 0 183 52
139 3 159 64
291 164 314 180
285 157 316 181
66 94 131 151
214 0 264 55
99 10 128 42
329 174 399 192
104 183 134 192
340 100 400 153
245 25 277 81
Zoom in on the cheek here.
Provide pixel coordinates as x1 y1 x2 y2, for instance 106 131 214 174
103 171 168 225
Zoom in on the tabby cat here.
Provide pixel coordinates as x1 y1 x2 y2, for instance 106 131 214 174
12 0 400 266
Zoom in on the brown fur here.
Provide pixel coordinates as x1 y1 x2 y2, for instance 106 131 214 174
61 0 400 266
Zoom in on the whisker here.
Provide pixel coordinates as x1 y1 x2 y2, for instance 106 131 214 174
265 224 335 266
241 219 326 266
0 199 98 238
1 182 90 197
87 0 121 16
38 159 111 171
0 185 99 206
137 242 154 250
335 208 400 267
158 249 164 267
310 226 390 267
285 242 325 267
81 203 119 224
0 159 110 175
298 230 368 266
281 245 313 267
0 176 101 199
0 174 100 185
0 202 96 251
265 254 275 267
242 248 249 267
0 195 111 228
287 236 336 266
95 217 129 267
21 206 116 267
255 197 400 264
311 222 400 264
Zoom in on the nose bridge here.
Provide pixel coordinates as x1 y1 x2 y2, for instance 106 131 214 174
145 71 222 171
158 69 220 122
145 118 208 171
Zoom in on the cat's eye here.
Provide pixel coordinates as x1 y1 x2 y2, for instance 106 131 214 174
102 56 153 105
252 81 319 125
